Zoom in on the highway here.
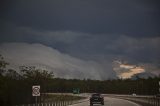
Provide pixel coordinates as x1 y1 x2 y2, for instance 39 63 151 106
70 97 141 106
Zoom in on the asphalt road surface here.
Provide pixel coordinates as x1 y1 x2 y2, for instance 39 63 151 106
70 97 141 106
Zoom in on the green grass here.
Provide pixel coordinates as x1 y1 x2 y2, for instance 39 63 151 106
41 94 86 102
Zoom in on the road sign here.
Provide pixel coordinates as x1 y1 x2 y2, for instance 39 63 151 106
32 85 40 96
73 88 80 94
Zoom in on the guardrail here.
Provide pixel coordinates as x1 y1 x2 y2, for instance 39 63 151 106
15 99 87 106
105 94 160 106
14 93 88 106
16 101 73 106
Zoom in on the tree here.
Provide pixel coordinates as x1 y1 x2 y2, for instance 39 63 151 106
0 54 8 75
19 66 54 92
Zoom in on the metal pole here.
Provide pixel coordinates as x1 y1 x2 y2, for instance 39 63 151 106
159 81 160 93
35 96 37 106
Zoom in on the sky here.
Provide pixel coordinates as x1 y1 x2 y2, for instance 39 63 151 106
0 0 160 80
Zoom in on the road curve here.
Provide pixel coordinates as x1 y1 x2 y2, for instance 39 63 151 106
70 97 141 106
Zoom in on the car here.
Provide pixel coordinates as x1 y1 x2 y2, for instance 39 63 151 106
90 93 104 106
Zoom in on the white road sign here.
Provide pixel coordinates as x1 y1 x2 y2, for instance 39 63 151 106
32 85 40 96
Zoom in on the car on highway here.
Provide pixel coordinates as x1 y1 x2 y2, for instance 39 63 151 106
90 93 104 106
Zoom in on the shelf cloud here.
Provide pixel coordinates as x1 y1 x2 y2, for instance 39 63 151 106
0 43 116 80
0 0 160 80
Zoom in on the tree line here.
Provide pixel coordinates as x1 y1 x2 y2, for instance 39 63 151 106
0 54 159 105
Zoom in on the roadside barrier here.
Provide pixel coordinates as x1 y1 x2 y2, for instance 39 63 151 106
14 93 88 106
15 100 74 106
15 100 85 106
105 94 160 106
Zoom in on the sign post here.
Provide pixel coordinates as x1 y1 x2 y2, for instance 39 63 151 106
159 81 160 93
32 85 40 106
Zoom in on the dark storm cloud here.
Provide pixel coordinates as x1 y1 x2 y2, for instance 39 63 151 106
66 34 160 64
1 0 160 37
0 0 160 79
0 20 160 64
